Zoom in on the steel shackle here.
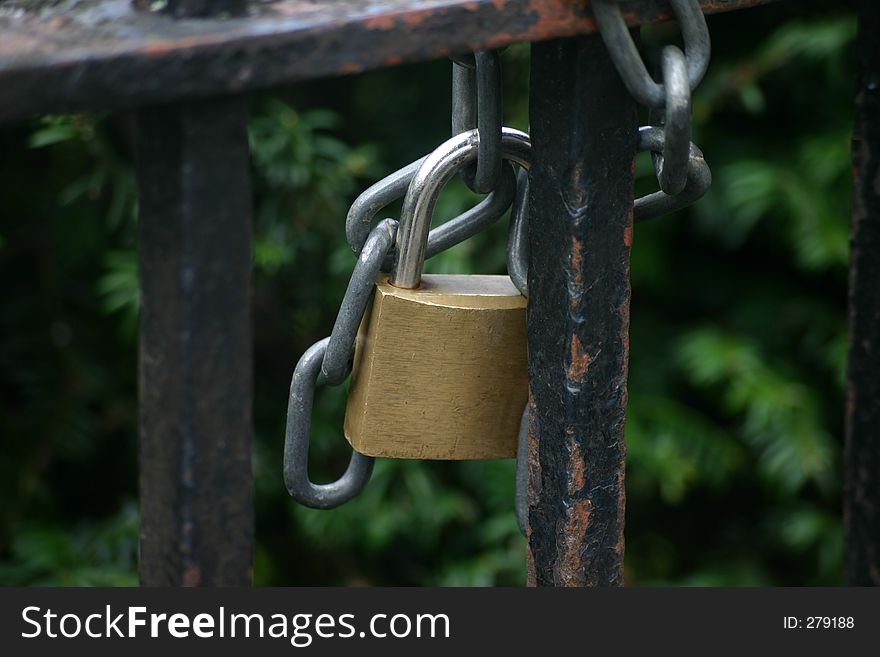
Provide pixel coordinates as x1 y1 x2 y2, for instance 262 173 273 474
391 127 532 289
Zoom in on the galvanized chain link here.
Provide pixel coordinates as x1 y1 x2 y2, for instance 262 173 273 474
284 336 375 508
451 50 504 194
653 46 691 195
508 169 530 535
635 126 712 221
345 156 516 265
592 0 710 108
284 221 393 509
593 0 711 197
507 168 530 298
322 219 397 386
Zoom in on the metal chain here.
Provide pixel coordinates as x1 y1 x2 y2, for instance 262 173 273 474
514 405 529 536
593 0 711 197
635 126 712 221
592 0 710 108
507 168 530 297
284 220 394 509
345 156 516 266
450 49 530 535
287 42 513 510
654 46 691 195
509 172 530 536
452 50 504 194
286 129 520 509
285 338 374 508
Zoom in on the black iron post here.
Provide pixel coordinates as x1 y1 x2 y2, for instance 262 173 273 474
135 95 254 586
845 0 880 587
526 34 638 586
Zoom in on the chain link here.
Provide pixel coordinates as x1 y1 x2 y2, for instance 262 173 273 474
345 154 515 263
592 0 710 108
654 46 691 195
635 126 712 222
452 51 504 194
284 338 376 509
508 170 530 535
593 0 711 200
514 405 530 536
284 220 395 509
345 155 425 256
507 168 530 298
452 62 477 139
322 220 397 386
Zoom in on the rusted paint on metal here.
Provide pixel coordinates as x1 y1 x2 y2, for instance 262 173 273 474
845 0 880 587
526 390 541 534
0 0 780 121
568 235 585 312
526 32 636 587
566 440 586 496
568 335 591 382
556 498 593 587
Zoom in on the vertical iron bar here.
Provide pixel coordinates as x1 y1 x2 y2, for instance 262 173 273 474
526 34 638 587
845 0 880 586
135 96 254 586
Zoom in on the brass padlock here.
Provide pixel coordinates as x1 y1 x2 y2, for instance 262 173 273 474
344 129 531 460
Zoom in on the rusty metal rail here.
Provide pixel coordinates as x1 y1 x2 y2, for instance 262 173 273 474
0 0 775 120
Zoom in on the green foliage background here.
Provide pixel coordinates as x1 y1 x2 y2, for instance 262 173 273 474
0 1 854 586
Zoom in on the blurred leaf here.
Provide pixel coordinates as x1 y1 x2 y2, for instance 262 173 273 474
676 328 836 494
28 117 82 149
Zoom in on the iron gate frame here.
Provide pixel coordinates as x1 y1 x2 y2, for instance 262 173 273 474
0 0 874 587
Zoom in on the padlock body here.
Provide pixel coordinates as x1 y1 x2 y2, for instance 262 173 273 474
344 274 527 459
